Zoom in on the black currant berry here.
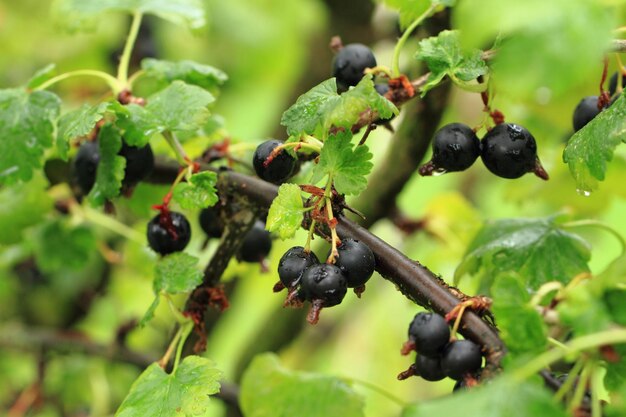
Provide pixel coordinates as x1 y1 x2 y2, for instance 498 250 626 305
407 312 450 357
441 340 483 380
199 206 223 239
374 83 389 96
480 123 541 179
238 220 272 263
332 239 375 288
147 211 191 255
300 263 347 307
609 69 626 96
415 355 446 382
278 246 319 288
431 123 480 172
332 43 377 91
572 96 602 132
73 141 100 194
119 142 154 187
253 140 296 184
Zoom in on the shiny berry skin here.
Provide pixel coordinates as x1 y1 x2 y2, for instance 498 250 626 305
415 355 446 382
73 141 100 194
441 340 483 380
480 123 538 179
253 140 296 184
408 312 450 357
572 96 602 132
431 123 480 172
119 142 154 187
147 211 191 255
300 263 347 307
332 43 377 91
199 206 223 239
278 246 319 288
239 220 272 262
332 239 375 288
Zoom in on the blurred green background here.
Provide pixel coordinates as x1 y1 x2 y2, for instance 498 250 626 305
1 1 626 416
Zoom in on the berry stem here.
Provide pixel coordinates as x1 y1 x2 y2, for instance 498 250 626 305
554 357 585 402
127 69 146 88
173 321 194 372
590 363 603 417
567 359 592 414
341 377 408 407
276 141 322 155
162 131 189 166
117 11 144 88
72 203 145 244
304 219 317 253
34 70 122 93
158 325 184 369
511 328 626 381
391 3 438 77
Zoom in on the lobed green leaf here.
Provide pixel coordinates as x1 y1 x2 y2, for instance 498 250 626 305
171 171 218 210
142 58 228 91
0 88 61 185
154 252 203 295
240 353 365 417
266 184 305 240
32 219 97 274
115 356 222 417
57 102 110 160
87 124 126 206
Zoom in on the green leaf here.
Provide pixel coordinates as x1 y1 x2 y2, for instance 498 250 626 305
57 102 109 160
0 175 53 245
146 80 215 133
240 353 365 417
267 184 305 240
139 296 160 328
311 130 373 195
142 58 228 91
53 0 206 32
416 30 488 95
0 88 61 185
281 76 397 137
172 171 218 209
115 356 222 417
87 124 126 206
401 377 567 417
455 216 591 291
605 345 626 392
26 64 57 89
380 0 453 30
490 273 547 359
606 381 626 417
154 252 203 295
563 94 626 193
112 102 160 147
32 219 97 274
454 0 614 100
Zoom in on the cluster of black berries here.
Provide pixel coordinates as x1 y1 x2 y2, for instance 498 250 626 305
73 139 155 195
274 238 375 323
419 122 548 180
398 312 483 386
571 69 624 133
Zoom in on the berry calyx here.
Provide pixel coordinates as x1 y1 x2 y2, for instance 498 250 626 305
332 238 375 289
199 206 224 239
419 123 480 175
300 263 347 307
332 43 377 92
119 142 154 187
73 141 100 194
572 96 603 132
404 312 450 357
238 220 272 263
480 123 548 180
253 140 296 184
441 340 483 380
147 211 191 255
415 354 446 382
277 246 319 289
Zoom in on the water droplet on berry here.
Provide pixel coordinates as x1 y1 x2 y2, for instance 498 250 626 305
506 124 525 140
576 188 592 197
432 168 447 177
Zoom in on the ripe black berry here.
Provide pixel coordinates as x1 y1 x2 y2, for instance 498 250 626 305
332 239 375 288
73 141 100 194
407 312 450 357
300 263 347 307
332 43 377 91
119 142 154 187
480 123 540 179
238 220 272 262
278 246 319 288
572 96 602 132
609 69 625 96
253 140 296 184
147 211 191 255
199 206 223 239
415 355 446 382
431 123 480 172
441 340 482 380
